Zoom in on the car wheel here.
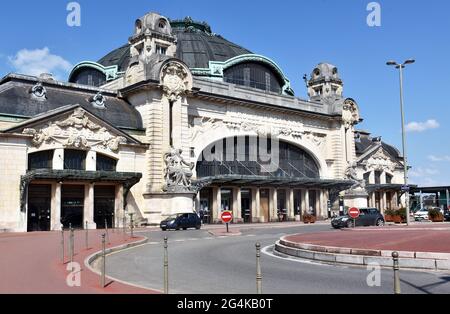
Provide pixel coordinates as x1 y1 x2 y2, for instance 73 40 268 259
346 220 354 228
161 228 167 231
195 225 201 230
376 219 385 227
183 228 187 231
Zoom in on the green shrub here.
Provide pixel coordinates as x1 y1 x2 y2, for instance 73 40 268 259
395 208 407 220
385 209 396 216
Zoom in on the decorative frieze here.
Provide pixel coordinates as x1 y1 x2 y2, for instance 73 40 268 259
22 108 127 153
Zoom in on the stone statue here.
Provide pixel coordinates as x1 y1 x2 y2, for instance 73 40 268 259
345 162 366 190
163 148 195 192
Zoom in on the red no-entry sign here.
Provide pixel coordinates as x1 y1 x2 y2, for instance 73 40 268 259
348 207 360 219
221 211 233 224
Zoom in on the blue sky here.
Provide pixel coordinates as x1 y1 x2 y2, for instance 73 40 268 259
0 0 449 186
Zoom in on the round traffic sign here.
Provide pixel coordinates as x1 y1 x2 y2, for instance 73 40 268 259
221 211 233 224
348 207 360 219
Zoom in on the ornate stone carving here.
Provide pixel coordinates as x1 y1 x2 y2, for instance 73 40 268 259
361 149 397 173
345 162 366 190
29 82 47 100
342 99 360 129
161 63 190 101
22 108 127 153
90 92 106 109
304 132 326 151
163 148 195 193
56 108 101 130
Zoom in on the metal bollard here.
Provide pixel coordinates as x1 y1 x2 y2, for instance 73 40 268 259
256 243 262 294
85 221 89 250
69 226 74 266
392 251 401 294
101 234 106 288
105 218 110 245
129 213 134 238
164 237 169 294
61 227 65 264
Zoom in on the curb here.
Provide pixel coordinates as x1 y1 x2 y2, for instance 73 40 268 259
84 237 162 293
275 237 450 272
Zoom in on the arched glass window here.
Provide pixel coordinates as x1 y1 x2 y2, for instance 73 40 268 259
70 68 106 87
223 62 283 94
96 154 117 172
28 150 54 170
196 136 320 179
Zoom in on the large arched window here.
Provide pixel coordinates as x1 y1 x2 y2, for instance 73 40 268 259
196 136 320 179
223 62 283 94
70 68 106 87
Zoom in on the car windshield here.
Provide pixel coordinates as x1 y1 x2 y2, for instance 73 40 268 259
166 214 182 220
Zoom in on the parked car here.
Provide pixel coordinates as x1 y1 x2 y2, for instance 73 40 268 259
444 211 450 222
331 208 385 229
160 213 202 231
413 208 430 221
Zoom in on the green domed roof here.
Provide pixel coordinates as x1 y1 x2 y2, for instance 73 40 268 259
97 18 252 72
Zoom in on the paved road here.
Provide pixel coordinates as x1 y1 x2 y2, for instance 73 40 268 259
106 224 450 294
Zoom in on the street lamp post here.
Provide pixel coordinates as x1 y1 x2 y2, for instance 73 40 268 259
387 59 415 226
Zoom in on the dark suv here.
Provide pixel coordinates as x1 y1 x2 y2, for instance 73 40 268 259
332 208 385 229
445 210 450 222
160 213 202 231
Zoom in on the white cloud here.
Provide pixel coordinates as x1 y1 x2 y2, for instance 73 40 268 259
8 47 72 80
428 155 450 162
405 119 440 133
409 167 444 187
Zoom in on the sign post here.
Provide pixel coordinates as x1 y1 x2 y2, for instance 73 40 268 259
348 207 360 228
221 211 233 233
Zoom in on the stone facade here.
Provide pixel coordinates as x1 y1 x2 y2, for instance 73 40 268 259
0 11 407 232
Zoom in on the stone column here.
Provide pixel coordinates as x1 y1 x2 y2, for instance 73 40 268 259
382 192 387 213
84 184 96 229
253 188 260 223
115 185 124 228
393 191 399 209
51 183 62 230
270 188 277 222
212 187 221 223
288 189 295 220
304 189 310 215
316 190 321 217
195 192 201 212
233 187 242 223
319 190 325 218
372 193 376 209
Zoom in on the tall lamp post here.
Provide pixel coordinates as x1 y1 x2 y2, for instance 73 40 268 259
387 59 415 226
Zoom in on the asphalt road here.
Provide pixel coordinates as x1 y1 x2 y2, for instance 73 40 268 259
106 224 450 294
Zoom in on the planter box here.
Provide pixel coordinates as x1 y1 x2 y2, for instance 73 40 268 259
429 215 444 222
385 215 394 222
393 215 406 224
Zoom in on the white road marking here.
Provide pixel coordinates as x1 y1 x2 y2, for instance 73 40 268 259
261 245 336 268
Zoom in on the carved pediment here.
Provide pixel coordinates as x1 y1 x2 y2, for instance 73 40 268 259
22 108 127 153
359 147 401 173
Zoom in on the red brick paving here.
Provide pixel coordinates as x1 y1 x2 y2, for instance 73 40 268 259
284 224 450 253
0 229 161 294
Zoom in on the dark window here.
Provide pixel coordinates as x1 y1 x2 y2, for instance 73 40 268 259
96 154 117 172
364 172 371 185
196 137 320 179
28 150 54 170
70 68 106 87
375 171 382 185
223 62 283 94
64 150 86 170
386 173 393 184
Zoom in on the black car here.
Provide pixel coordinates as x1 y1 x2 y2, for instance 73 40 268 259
445 211 450 222
160 213 202 231
332 208 385 229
